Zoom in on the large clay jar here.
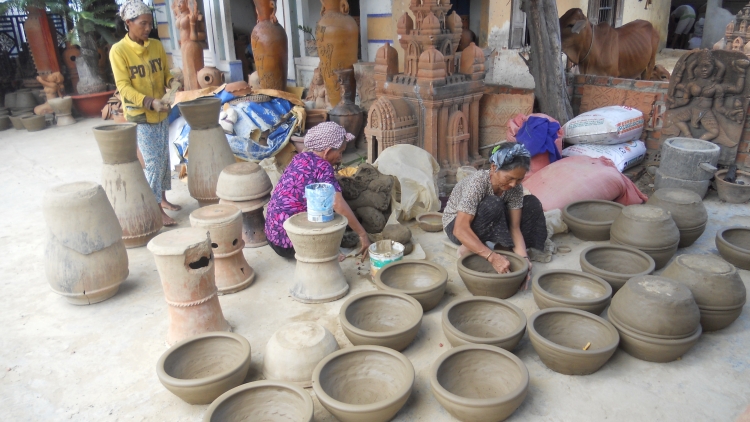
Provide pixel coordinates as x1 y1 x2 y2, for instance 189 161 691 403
328 68 363 152
610 205 680 270
251 0 288 90
646 188 707 248
316 0 359 107
189 204 255 294
147 228 230 345
178 98 236 206
43 181 129 305
662 254 746 331
283 212 349 303
93 124 163 248
49 96 75 126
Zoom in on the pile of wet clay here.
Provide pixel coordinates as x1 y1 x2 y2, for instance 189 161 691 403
338 164 394 233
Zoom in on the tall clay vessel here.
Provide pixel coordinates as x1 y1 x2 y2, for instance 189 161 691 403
251 0 288 90
316 0 359 106
148 228 230 345
328 68 363 151
93 124 164 248
178 98 236 206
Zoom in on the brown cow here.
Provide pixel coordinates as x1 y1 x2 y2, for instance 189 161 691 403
560 8 659 80
651 64 671 81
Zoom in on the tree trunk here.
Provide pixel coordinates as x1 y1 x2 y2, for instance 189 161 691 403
75 31 107 94
522 0 573 124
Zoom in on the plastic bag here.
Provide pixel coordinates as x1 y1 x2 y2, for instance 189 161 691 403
562 140 647 172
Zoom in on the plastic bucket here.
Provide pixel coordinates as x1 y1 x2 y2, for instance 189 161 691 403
305 183 335 222
369 240 405 277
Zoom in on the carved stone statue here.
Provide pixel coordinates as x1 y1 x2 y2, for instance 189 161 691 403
172 0 206 91
305 67 331 110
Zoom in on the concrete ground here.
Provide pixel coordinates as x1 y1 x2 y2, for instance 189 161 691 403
1 117 749 421
656 48 691 74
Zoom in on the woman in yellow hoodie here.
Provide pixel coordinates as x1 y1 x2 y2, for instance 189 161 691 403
110 0 181 225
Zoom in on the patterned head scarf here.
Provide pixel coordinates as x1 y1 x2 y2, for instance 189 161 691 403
304 121 355 152
490 142 531 169
119 0 152 21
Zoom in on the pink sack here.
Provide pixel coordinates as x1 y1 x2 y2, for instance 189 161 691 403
507 113 563 180
524 156 648 212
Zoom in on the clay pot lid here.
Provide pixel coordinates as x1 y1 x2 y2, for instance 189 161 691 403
375 260 448 294
609 275 701 338
528 307 619 355
620 204 672 223
718 226 750 254
262 322 339 387
442 296 526 344
203 380 314 421
665 254 746 309
675 254 735 276
563 200 624 225
147 228 210 255
216 162 273 201
284 213 348 234
190 204 242 226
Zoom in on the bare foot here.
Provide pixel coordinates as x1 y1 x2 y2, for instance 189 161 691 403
161 200 182 211
161 208 177 226
457 244 471 258
338 252 346 262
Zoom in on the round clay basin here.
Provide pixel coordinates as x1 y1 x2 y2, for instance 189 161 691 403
716 227 750 270
441 296 527 351
562 200 624 241
203 380 313 422
532 270 612 315
340 291 423 351
528 308 619 375
156 332 252 405
374 260 448 311
607 310 702 363
715 169 750 204
430 344 529 422
312 345 414 422
416 212 444 232
579 245 655 292
262 322 339 387
457 252 529 299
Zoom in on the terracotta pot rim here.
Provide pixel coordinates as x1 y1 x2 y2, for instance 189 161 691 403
283 213 348 236
716 226 750 255
607 306 700 340
608 309 703 345
458 251 529 279
580 245 656 279
528 307 619 356
562 200 624 226
664 137 720 153
429 344 529 407
415 211 443 223
312 345 414 414
532 269 612 306
442 296 526 344
156 331 251 388
339 290 423 339
374 260 448 295
203 380 313 422
715 169 750 184
93 123 137 132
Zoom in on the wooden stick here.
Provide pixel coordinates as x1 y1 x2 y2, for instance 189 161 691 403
583 342 591 351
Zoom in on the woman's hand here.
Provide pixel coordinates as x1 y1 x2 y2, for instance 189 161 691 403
488 253 511 274
152 99 170 112
357 234 371 260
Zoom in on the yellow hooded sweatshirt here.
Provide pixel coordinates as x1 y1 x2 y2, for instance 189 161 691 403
110 34 171 124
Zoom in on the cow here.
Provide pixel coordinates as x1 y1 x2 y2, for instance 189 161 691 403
560 8 660 80
651 64 671 81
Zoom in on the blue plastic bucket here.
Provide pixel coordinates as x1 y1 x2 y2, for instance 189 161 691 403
305 183 335 222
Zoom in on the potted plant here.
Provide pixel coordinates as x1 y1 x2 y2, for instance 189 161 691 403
298 25 317 57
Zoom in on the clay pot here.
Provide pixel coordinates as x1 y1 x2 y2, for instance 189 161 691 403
219 197 269 247
579 244 655 292
610 205 680 270
328 68 364 150
204 381 314 422
430 344 529 422
215 162 273 201
251 0 288 90
262 322 339 387
49 96 75 126
178 98 236 206
71 90 116 118
562 200 624 241
312 345 414 422
662 254 746 331
654 168 712 199
457 252 529 299
9 115 30 130
15 89 38 108
607 310 702 363
93 124 163 248
284 213 349 303
658 137 720 181
0 115 10 130
340 291 423 351
374 260 448 311
528 308 619 375
646 188 707 247
441 296 527 351
147 228 230 345
5 92 17 108
316 0 359 107
21 114 46 131
416 212 444 232
716 226 750 270
156 331 251 404
532 270 612 315
715 169 750 204
197 66 225 88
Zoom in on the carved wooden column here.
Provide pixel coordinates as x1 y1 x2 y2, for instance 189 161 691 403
469 94 481 161
424 100 441 161
23 7 61 75
436 102 449 167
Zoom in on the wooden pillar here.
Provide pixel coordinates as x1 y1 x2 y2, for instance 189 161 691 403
437 102 449 167
23 7 61 75
469 94 481 160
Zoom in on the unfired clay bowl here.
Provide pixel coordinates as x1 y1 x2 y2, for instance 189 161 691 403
442 296 527 351
215 161 273 201
457 252 529 299
715 169 750 204
430 344 529 422
312 345 414 422
579 245 655 292
156 332 252 405
662 254 746 331
531 270 612 315
340 291 423 351
716 227 750 270
607 309 702 363
416 212 444 232
262 322 339 387
203 380 313 422
562 200 624 241
610 205 680 270
374 260 448 311
646 188 707 247
528 307 619 375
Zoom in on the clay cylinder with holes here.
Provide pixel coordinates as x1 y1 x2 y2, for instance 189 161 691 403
148 228 230 345
219 196 270 248
190 204 255 295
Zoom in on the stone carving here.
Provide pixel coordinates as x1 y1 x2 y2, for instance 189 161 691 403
479 90 534 153
305 67 331 110
172 0 207 91
316 0 359 107
661 49 750 166
251 0 288 91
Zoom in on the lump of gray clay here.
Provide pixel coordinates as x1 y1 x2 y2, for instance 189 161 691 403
356 206 386 233
382 224 412 244
349 190 390 212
